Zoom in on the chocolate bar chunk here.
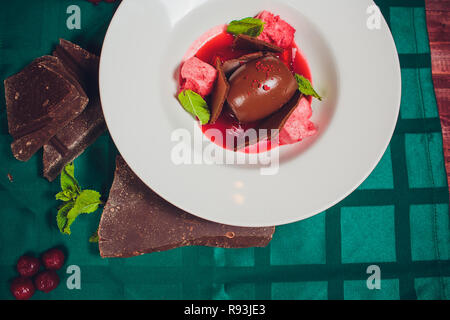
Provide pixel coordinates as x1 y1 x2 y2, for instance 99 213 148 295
53 39 99 97
98 156 275 258
43 39 106 181
42 102 106 181
233 34 284 54
4 56 88 161
209 58 230 124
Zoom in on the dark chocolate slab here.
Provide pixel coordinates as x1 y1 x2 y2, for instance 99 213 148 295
53 39 100 97
98 156 275 258
4 56 88 161
43 40 106 181
232 34 284 54
38 56 87 103
42 100 106 181
209 58 230 124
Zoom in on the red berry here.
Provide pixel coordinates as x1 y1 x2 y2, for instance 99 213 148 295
34 270 60 293
16 255 40 277
41 248 65 270
10 277 35 300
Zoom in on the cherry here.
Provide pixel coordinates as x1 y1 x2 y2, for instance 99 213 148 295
41 248 65 270
34 270 60 293
16 255 41 277
10 277 35 300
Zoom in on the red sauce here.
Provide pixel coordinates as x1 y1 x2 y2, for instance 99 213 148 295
181 31 313 153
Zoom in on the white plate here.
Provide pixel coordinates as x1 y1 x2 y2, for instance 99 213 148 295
100 0 401 227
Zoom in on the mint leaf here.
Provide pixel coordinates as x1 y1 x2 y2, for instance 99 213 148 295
295 74 322 101
178 90 211 125
55 162 103 237
56 190 77 202
68 190 102 218
61 163 81 194
227 17 265 37
63 213 76 235
62 190 102 235
57 202 74 235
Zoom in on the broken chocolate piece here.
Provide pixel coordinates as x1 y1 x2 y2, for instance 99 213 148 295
53 39 100 97
43 40 106 181
38 56 87 101
227 55 298 123
98 156 275 258
232 34 284 54
42 102 106 181
4 56 88 161
222 52 263 76
209 58 230 124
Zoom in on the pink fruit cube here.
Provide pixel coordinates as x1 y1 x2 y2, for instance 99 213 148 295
256 11 296 49
279 97 317 145
181 57 217 97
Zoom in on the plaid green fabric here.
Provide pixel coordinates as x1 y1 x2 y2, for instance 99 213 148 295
0 0 449 300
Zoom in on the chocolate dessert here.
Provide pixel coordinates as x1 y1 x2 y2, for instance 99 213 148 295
98 156 275 258
177 11 321 152
234 92 303 150
222 52 263 75
227 55 298 123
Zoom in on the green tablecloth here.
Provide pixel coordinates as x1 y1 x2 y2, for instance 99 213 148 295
0 0 449 300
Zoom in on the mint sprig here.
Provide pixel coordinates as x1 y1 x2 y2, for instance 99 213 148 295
60 162 81 194
178 90 211 125
295 74 322 101
56 163 102 236
227 17 265 37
